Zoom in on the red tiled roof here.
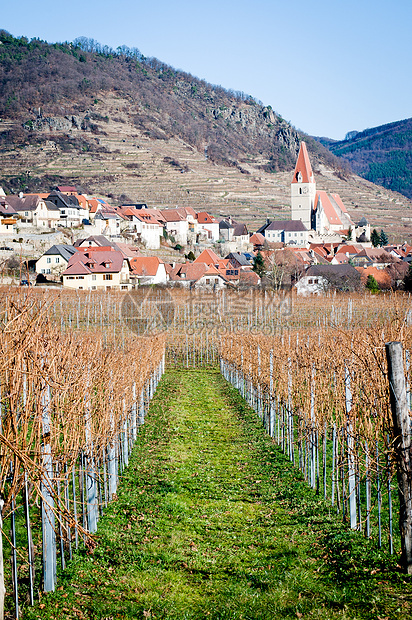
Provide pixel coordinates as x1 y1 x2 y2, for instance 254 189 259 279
250 232 265 245
333 253 349 264
330 193 349 215
355 266 392 288
63 250 125 275
196 211 218 224
160 209 186 222
57 186 77 193
337 244 362 255
130 256 163 276
194 248 220 265
169 263 209 282
315 191 343 226
292 142 313 184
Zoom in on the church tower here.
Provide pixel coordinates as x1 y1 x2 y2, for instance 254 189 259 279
291 142 316 230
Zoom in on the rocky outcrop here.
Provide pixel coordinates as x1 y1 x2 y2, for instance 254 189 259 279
24 115 86 132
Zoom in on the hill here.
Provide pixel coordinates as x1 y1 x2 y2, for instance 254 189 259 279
317 118 412 200
1 31 412 242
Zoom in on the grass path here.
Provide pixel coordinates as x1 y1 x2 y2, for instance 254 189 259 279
26 368 411 620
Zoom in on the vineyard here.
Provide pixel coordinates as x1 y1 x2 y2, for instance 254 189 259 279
0 287 411 618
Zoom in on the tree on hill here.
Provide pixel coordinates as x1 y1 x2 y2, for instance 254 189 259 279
371 229 380 247
252 251 266 279
379 229 389 246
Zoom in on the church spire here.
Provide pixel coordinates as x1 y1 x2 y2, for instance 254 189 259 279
292 141 314 184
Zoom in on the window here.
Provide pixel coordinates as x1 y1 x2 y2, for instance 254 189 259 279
205 278 210 284
92 274 96 281
103 274 113 280
55 257 60 263
46 257 51 264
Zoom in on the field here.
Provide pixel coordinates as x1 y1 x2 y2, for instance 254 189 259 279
0 287 412 619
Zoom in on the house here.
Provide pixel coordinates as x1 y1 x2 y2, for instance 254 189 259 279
249 232 265 251
62 247 131 290
194 248 221 266
296 264 361 295
257 219 309 247
169 262 228 289
0 216 17 234
46 191 88 226
56 185 78 196
36 244 78 279
4 194 40 223
351 247 393 269
160 209 189 245
220 218 250 250
114 206 163 249
175 207 198 241
91 211 122 237
224 252 252 269
74 235 120 249
355 265 392 290
2 194 61 229
32 200 61 229
196 212 220 242
129 256 167 286
0 198 18 234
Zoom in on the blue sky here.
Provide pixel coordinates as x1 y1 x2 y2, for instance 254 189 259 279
2 0 411 139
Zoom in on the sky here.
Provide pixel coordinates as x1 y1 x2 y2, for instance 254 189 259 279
2 0 411 140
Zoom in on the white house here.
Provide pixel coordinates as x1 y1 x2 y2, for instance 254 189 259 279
160 210 189 245
62 248 131 291
196 212 220 242
129 256 167 285
36 244 78 279
296 264 361 295
114 207 163 249
257 219 309 247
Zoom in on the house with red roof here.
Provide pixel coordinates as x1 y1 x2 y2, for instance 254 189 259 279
196 212 220 242
62 247 131 291
160 209 189 245
129 256 167 285
113 206 163 249
168 261 230 289
194 248 221 266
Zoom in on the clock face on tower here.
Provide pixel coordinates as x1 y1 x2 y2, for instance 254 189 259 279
302 187 308 194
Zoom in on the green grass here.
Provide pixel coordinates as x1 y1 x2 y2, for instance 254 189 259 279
23 368 412 619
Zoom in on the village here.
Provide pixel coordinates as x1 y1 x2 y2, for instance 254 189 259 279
0 142 411 294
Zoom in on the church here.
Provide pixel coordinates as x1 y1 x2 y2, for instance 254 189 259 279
291 142 360 238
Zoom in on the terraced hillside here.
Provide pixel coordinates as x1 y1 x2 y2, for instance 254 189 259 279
1 94 412 241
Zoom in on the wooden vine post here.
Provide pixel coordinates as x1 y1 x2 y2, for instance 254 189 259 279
385 341 412 574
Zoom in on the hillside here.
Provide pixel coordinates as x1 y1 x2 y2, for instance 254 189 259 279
318 118 412 200
0 32 412 241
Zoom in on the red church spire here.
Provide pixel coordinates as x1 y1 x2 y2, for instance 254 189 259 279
292 141 314 184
